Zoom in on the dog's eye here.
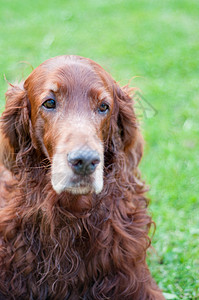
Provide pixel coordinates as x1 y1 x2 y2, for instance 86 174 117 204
42 99 56 109
98 102 109 114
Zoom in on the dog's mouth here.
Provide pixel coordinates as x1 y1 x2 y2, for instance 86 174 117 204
62 175 95 195
51 164 104 195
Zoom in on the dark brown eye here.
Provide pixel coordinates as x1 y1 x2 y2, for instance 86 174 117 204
98 102 109 114
42 99 56 109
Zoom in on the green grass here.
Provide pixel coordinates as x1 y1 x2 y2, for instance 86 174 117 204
0 0 198 298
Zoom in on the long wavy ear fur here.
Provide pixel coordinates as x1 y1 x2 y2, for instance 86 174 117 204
0 84 30 170
111 83 143 168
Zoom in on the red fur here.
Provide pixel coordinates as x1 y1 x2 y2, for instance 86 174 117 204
0 55 164 299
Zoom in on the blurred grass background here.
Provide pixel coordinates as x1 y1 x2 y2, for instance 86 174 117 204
0 0 198 299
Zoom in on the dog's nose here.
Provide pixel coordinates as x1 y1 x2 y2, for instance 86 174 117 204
67 149 100 175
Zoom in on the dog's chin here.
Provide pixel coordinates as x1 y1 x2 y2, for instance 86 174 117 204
63 185 93 195
51 178 103 195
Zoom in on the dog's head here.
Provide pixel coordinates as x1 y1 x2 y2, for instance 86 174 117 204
0 55 142 195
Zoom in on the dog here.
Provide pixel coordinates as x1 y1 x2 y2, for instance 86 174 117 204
0 55 165 299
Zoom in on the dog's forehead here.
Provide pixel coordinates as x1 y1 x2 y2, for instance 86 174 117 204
26 56 111 94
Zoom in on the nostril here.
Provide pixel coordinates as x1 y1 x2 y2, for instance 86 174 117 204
71 159 83 168
68 158 84 173
91 159 100 167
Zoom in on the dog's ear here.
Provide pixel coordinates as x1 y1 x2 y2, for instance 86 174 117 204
0 84 30 169
111 83 143 167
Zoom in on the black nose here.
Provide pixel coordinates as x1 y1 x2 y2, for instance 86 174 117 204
67 149 100 175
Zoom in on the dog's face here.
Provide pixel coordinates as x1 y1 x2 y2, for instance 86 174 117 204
25 56 115 195
1 55 140 196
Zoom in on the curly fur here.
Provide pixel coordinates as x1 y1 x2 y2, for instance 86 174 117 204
0 55 164 300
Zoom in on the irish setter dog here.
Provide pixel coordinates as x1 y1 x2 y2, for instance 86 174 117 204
0 55 164 300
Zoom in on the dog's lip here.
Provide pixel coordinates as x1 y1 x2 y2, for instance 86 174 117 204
70 174 92 185
63 188 92 195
